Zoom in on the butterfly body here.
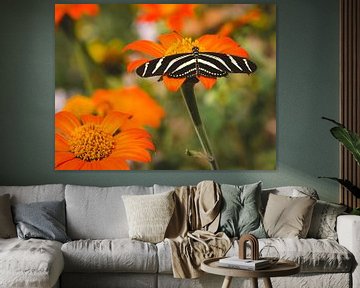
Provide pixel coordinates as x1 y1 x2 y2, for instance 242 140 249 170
136 46 257 79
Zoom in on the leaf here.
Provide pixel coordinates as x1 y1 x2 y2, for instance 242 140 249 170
330 127 360 165
322 117 360 165
185 149 214 162
319 177 360 198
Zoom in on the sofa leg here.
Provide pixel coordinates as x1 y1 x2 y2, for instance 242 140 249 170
251 278 258 288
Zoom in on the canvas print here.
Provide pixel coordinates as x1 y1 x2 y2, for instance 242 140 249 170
55 4 276 170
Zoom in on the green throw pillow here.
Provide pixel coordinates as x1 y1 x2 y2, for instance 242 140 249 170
218 182 266 238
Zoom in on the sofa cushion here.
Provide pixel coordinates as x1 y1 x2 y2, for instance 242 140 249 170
218 182 266 238
235 238 353 273
122 191 175 243
263 194 316 238
0 184 65 204
12 200 70 243
157 238 353 274
61 239 158 273
261 186 319 213
0 194 16 238
0 238 64 288
307 200 347 240
65 185 153 239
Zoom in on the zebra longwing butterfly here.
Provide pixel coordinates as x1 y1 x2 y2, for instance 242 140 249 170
136 46 257 79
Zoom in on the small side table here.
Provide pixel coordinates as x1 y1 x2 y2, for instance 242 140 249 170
201 257 300 288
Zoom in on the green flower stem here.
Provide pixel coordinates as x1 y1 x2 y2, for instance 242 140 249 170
180 80 219 170
74 41 94 95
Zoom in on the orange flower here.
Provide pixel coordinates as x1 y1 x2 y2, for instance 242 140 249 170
62 87 165 129
136 4 197 32
55 111 154 170
62 95 96 118
123 32 249 91
218 8 262 36
92 87 165 129
55 4 99 26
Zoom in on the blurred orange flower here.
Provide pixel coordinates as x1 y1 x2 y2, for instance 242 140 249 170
55 111 154 170
123 32 249 91
62 95 96 118
92 87 165 128
55 4 99 26
62 87 165 128
218 8 262 36
136 4 197 32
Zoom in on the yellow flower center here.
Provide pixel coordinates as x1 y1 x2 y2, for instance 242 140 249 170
69 123 115 161
165 38 203 56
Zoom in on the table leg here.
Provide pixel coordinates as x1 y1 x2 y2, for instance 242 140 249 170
221 276 233 288
263 277 273 288
251 278 258 288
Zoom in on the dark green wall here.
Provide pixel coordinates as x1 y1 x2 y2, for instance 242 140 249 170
0 0 340 202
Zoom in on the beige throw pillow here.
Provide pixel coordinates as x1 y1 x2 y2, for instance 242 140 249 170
0 194 17 238
263 193 316 238
122 191 175 243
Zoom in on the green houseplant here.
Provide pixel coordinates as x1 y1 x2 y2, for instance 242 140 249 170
320 117 360 215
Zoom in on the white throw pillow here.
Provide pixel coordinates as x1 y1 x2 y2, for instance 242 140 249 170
122 191 175 243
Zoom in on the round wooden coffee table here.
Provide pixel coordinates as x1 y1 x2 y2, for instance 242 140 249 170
201 257 300 288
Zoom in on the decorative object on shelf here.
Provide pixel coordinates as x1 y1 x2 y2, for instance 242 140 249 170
238 234 259 260
259 245 280 265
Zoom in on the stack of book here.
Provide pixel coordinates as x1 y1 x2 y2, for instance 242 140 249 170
218 257 271 270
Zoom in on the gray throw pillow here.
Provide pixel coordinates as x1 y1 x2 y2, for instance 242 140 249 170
218 182 266 238
12 200 70 243
307 200 347 240
0 194 16 238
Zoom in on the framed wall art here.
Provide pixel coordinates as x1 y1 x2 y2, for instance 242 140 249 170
55 4 276 170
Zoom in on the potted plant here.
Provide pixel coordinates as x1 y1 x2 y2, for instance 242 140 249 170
320 117 360 215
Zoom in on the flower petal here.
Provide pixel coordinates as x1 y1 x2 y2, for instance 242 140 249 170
81 160 128 170
221 46 249 58
101 111 131 135
158 32 183 49
55 134 70 152
112 149 152 163
163 76 186 92
127 59 149 72
80 114 103 125
56 157 85 170
112 129 155 162
123 40 165 58
55 151 76 167
198 34 249 58
55 111 81 138
198 76 217 90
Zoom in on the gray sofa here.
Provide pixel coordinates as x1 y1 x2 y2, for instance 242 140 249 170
0 184 359 288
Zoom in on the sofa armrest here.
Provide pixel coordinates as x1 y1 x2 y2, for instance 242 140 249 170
337 215 360 288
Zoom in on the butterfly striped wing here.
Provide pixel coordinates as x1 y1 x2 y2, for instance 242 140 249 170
197 52 257 76
135 51 257 79
136 53 193 78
